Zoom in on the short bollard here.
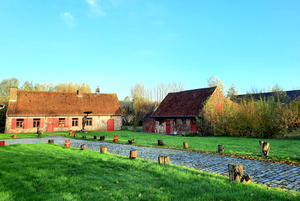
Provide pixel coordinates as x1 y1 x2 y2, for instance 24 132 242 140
48 139 54 143
259 141 270 158
218 145 224 154
100 146 107 153
183 142 188 148
69 130 73 136
13 135 18 138
82 135 86 139
158 140 165 146
130 150 137 159
99 136 105 141
158 156 170 164
114 135 118 142
228 164 243 182
65 140 70 148
81 144 86 150
0 141 5 146
74 134 77 138
94 136 97 140
228 163 251 184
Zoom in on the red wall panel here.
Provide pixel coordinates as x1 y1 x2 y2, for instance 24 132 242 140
40 118 44 128
107 119 114 131
11 119 16 129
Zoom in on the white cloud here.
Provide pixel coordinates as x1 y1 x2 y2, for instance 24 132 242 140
60 13 75 26
87 0 97 7
86 0 105 16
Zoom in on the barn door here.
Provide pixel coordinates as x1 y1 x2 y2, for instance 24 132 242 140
107 119 114 131
166 120 171 133
191 120 197 132
151 121 154 132
47 118 53 132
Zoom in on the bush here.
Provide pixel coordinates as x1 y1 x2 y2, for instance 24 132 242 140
201 97 300 138
182 132 197 137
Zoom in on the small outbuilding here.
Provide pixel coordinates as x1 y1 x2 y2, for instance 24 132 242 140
143 86 233 134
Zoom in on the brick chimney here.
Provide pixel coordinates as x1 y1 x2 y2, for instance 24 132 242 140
96 86 100 95
77 90 82 97
9 88 18 102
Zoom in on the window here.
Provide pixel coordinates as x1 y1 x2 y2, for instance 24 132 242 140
16 119 24 128
72 118 78 126
33 118 40 128
58 118 65 127
86 118 92 126
182 119 186 125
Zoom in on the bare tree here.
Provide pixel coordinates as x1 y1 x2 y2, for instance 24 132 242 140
207 75 226 94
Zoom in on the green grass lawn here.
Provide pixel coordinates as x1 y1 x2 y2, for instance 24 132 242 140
0 143 299 201
1 130 300 165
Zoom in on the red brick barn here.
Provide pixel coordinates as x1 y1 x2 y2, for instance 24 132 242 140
143 86 233 134
5 88 122 133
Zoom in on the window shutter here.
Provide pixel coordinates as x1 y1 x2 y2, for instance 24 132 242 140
40 118 44 128
54 118 59 127
11 118 16 129
23 119 28 129
65 118 69 127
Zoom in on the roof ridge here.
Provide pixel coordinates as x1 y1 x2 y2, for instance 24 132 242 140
168 86 216 94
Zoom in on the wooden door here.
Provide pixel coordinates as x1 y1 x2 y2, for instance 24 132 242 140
166 120 171 133
191 120 197 132
47 118 53 132
107 119 114 131
151 121 154 132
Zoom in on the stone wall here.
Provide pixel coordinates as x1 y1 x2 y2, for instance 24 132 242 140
153 118 195 134
5 115 122 133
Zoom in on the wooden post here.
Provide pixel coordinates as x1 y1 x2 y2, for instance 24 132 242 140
228 164 243 182
83 135 86 139
218 145 224 154
130 150 137 159
183 142 188 148
81 144 86 150
94 136 97 140
158 156 170 164
241 174 252 184
100 146 107 153
259 141 270 158
100 136 105 141
74 134 77 138
158 140 165 146
48 139 54 143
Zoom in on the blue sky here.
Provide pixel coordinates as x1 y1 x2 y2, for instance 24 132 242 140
1 0 299 100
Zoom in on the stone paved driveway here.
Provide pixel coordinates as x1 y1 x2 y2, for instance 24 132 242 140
3 136 300 192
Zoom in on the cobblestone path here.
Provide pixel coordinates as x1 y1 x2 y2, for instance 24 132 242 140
3 136 300 192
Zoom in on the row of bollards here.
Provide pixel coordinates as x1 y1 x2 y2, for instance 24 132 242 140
48 139 252 183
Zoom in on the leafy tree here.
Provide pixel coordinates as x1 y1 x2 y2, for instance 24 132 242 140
0 78 20 119
56 81 92 93
226 84 240 101
21 81 34 91
207 75 226 94
124 96 131 102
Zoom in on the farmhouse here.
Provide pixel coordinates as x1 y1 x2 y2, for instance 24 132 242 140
5 88 122 133
143 86 233 134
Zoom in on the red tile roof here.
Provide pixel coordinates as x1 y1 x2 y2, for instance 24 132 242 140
151 87 217 117
6 90 122 116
